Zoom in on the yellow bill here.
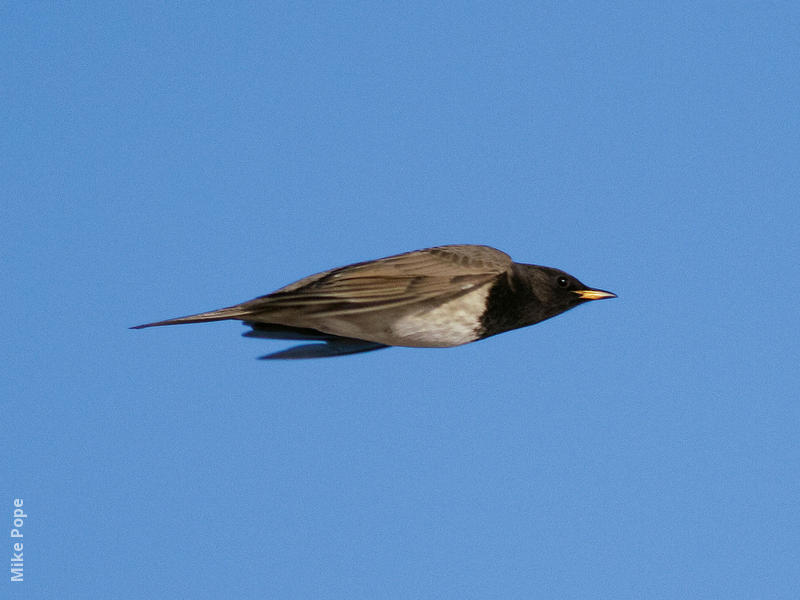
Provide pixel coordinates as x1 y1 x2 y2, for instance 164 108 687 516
574 289 617 300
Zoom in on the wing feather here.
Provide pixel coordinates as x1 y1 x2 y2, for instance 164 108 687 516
131 245 512 329
240 245 511 318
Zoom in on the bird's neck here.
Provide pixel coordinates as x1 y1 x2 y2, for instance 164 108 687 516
478 268 546 338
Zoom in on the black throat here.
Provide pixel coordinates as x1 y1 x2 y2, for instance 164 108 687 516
478 265 548 339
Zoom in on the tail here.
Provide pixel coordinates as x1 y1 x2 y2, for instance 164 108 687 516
130 305 249 329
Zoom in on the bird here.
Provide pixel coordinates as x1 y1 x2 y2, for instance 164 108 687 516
132 244 616 359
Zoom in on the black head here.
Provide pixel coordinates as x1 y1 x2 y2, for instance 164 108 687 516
515 264 616 323
479 263 616 339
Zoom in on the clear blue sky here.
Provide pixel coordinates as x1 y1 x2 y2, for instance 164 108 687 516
3 3 799 598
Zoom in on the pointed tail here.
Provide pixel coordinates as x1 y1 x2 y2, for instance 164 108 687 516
130 306 249 329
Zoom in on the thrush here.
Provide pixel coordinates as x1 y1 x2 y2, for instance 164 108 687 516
132 244 616 359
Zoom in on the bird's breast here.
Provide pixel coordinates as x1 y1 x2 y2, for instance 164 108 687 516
385 283 491 347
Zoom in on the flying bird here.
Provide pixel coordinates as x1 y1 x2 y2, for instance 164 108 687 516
132 244 616 359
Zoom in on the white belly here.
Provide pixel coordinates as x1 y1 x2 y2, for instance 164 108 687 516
387 284 490 347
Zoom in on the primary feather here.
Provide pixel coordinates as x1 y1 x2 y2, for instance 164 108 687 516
132 245 511 331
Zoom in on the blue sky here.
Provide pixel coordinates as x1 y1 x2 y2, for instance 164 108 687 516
3 3 799 598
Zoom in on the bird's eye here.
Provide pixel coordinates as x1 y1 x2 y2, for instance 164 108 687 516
557 276 569 288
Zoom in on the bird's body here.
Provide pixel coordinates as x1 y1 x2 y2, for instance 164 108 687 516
132 245 615 358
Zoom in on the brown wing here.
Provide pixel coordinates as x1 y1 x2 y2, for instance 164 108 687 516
239 244 512 318
131 245 511 328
